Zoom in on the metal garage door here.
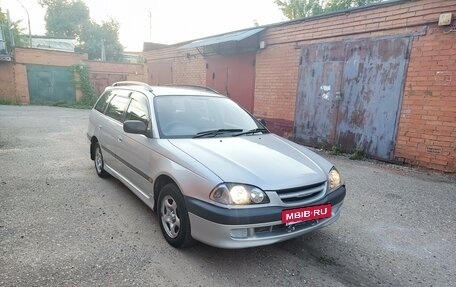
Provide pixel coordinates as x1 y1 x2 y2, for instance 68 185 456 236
148 60 173 85
295 37 411 160
91 73 126 95
206 52 256 113
27 64 76 105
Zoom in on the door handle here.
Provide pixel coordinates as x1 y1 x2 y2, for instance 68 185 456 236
98 125 102 130
117 137 123 142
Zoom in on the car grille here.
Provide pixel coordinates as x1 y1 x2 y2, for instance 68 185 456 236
276 181 327 205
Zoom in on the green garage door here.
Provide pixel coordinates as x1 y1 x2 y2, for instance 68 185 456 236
27 65 76 105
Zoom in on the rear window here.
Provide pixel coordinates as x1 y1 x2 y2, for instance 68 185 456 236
105 95 130 122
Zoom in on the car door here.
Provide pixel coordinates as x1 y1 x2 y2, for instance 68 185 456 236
100 90 131 173
117 91 155 200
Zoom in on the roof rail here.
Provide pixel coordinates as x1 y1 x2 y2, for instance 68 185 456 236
112 81 153 91
162 84 219 94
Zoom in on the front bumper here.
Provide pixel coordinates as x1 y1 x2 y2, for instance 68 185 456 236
186 185 346 249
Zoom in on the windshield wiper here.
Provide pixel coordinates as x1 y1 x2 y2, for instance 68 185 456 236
233 128 269 137
193 129 243 138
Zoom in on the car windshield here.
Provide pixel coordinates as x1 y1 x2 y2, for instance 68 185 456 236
154 95 265 139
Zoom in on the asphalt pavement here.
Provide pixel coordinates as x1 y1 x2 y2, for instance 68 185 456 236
0 105 455 287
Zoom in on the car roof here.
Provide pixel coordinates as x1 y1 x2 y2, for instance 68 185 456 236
151 86 224 97
106 81 225 98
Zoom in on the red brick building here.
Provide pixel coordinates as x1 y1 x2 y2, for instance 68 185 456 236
143 0 456 172
0 48 145 104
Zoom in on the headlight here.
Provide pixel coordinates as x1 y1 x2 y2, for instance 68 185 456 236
328 167 342 191
210 183 269 205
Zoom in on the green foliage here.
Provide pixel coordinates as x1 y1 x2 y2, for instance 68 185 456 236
0 97 18 105
275 0 382 19
349 147 364 160
39 0 124 61
330 144 343 155
77 19 123 62
39 0 89 38
318 255 337 266
71 64 97 108
275 0 323 19
325 0 380 13
0 7 27 50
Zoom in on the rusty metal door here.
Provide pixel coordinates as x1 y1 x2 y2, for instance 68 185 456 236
206 52 256 112
295 37 410 160
91 73 126 94
148 60 173 85
295 42 345 146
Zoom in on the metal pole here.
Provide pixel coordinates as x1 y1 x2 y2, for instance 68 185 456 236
148 11 152 41
101 38 106 61
17 0 32 48
7 10 15 48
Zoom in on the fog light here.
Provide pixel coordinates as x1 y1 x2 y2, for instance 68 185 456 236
230 228 248 238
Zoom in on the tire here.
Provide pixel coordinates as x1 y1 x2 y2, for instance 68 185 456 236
158 183 193 248
93 142 109 178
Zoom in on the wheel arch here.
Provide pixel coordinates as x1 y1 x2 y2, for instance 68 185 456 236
153 174 178 211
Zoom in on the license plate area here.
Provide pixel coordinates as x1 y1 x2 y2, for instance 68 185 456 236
282 204 332 225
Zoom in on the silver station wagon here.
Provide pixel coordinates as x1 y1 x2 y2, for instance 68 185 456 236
87 82 346 249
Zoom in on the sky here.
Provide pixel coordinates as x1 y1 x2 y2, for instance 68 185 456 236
1 0 287 51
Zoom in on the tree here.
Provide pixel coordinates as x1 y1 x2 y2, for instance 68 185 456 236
39 0 124 61
0 7 27 51
324 0 380 13
275 0 382 20
77 19 123 62
39 0 89 38
275 0 323 19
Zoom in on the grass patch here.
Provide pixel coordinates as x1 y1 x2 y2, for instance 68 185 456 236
52 101 92 109
0 97 18 105
318 255 337 266
349 147 364 160
330 144 343 155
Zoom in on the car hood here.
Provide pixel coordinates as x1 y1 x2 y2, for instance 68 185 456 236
168 134 327 190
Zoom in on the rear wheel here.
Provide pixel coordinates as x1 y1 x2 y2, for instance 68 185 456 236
158 183 193 248
94 142 109 178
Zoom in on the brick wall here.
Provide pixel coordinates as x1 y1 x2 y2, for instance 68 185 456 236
143 0 455 171
86 61 145 77
13 64 29 104
173 55 206 85
254 0 456 171
0 63 16 103
395 24 456 172
0 48 87 104
12 48 89 103
85 61 147 94
254 43 299 136
3 48 149 103
143 45 206 86
255 0 455 135
14 48 87 66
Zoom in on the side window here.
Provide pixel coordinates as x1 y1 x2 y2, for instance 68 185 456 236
94 90 113 113
105 94 130 122
125 92 150 126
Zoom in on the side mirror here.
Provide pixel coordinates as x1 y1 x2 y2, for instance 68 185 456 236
257 118 267 127
123 120 148 135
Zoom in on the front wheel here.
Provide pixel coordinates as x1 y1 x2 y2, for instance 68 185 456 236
158 183 193 248
94 142 109 178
